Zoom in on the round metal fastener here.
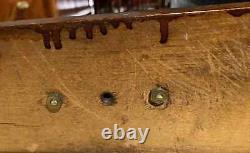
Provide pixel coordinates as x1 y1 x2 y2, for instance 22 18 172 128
46 92 64 113
148 86 169 107
50 100 59 106
16 1 30 10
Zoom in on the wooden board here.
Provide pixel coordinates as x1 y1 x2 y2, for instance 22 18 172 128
0 3 250 153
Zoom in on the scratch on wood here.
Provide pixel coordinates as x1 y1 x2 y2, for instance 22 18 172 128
34 46 112 123
156 60 210 96
0 122 41 127
126 49 155 81
198 41 242 89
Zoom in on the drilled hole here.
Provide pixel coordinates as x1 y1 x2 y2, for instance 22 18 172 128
100 91 116 106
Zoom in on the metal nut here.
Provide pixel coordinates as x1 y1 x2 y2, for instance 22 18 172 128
148 85 170 107
46 92 64 113
50 99 59 106
16 1 30 10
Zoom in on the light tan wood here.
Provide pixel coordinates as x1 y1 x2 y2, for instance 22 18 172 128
0 12 250 152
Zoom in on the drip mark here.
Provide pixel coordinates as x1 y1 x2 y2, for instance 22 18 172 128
84 24 93 39
227 10 250 17
159 19 169 44
110 21 120 29
51 29 62 49
36 17 179 49
42 31 51 49
99 24 108 35
124 21 133 30
69 28 77 39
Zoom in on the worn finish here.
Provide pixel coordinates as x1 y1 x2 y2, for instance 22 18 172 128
0 2 250 153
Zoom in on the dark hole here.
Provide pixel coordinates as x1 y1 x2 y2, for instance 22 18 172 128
100 91 116 106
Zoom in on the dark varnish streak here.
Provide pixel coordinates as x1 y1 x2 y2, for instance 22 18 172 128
124 21 133 30
35 8 249 50
51 29 62 49
69 27 77 39
36 28 62 50
84 24 94 39
42 30 51 49
110 21 120 29
99 24 108 35
36 21 133 49
159 19 169 44
227 9 250 17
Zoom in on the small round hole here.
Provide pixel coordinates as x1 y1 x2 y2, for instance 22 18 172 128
100 91 116 106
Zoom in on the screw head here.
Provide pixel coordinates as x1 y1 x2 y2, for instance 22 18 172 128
16 1 30 10
148 86 169 107
46 92 64 113
156 93 164 100
50 100 58 106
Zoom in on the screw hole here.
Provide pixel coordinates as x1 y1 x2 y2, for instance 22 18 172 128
100 91 116 106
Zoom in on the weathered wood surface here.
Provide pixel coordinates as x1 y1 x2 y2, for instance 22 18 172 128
0 5 250 153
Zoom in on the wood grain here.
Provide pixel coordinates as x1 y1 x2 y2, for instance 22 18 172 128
0 11 250 153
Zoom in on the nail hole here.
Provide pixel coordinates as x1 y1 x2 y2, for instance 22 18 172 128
100 91 116 106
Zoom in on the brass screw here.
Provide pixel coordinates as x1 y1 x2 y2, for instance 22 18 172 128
50 100 59 106
16 1 30 10
148 85 170 107
46 92 64 113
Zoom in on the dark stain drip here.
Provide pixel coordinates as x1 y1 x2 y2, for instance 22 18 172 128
110 21 120 29
36 9 250 49
124 21 133 30
99 24 108 35
51 29 62 49
35 28 62 49
69 27 77 39
84 24 94 39
42 31 51 49
227 9 250 17
159 19 169 44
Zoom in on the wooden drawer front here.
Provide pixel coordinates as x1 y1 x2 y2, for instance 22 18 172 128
0 7 250 153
